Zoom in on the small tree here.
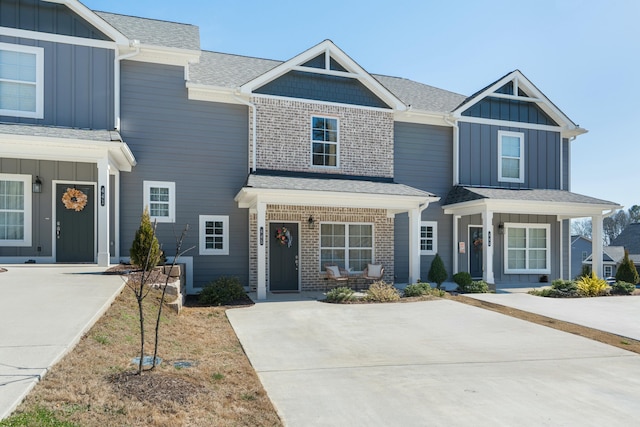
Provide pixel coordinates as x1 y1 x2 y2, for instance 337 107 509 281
616 250 639 284
130 207 161 271
427 253 447 289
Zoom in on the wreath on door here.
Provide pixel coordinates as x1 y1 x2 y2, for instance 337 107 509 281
275 226 292 248
62 187 88 212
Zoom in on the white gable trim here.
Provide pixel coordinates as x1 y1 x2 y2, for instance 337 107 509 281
239 40 406 111
0 26 116 50
452 70 586 135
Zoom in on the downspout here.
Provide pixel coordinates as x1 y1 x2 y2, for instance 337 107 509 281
444 116 459 186
114 40 140 131
566 135 576 191
234 93 257 173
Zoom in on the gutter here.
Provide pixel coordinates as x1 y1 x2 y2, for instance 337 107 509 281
114 40 140 131
444 116 459 185
233 93 257 173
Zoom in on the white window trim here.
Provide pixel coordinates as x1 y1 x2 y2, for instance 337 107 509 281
420 221 437 255
0 173 32 247
143 181 175 223
199 215 229 255
0 42 44 119
504 222 550 274
498 130 525 183
310 115 340 169
604 265 613 277
318 222 374 272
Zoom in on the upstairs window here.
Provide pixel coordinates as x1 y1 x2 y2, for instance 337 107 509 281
143 181 175 223
420 221 437 255
0 43 44 119
311 116 338 167
498 130 525 183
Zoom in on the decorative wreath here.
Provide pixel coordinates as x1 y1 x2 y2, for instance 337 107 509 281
61 187 88 212
275 226 292 248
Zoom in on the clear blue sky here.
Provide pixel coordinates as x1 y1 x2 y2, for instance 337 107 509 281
83 0 640 211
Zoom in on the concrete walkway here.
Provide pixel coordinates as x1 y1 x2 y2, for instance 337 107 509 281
228 295 640 426
0 265 125 420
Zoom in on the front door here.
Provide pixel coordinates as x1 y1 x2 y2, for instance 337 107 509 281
269 223 299 292
469 226 483 279
56 184 95 263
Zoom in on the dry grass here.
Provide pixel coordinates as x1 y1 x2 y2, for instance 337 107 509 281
6 285 282 427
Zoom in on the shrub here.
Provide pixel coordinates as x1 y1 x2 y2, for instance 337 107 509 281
611 281 636 295
576 272 609 297
199 276 246 305
403 282 432 297
427 253 447 288
453 272 472 287
129 207 161 271
529 280 579 298
458 280 489 293
326 286 356 303
364 281 400 302
616 250 639 284
575 264 591 280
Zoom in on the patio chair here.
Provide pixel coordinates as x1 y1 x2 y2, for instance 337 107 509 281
362 263 384 287
324 264 350 291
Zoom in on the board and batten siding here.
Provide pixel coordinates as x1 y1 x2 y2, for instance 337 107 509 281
394 122 453 283
0 36 115 129
458 122 561 189
119 61 249 289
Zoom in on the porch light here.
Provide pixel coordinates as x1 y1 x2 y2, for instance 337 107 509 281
498 223 505 234
33 176 43 193
308 215 315 228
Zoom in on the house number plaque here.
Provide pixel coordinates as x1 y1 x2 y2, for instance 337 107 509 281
260 226 264 246
488 231 492 247
100 186 105 206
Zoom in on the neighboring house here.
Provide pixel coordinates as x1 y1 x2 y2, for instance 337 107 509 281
570 235 592 278
582 245 625 278
609 223 640 270
0 0 622 299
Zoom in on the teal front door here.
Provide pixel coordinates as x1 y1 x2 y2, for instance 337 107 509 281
469 226 483 279
56 184 95 263
269 223 299 292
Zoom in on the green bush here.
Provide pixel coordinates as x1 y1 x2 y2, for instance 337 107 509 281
452 272 472 287
129 207 161 271
199 276 246 305
403 282 432 297
364 281 400 302
326 286 356 303
611 281 636 295
616 250 639 284
529 279 579 298
458 280 489 293
427 254 448 288
576 272 609 297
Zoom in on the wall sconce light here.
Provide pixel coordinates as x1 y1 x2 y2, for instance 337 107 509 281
308 215 315 229
33 176 43 193
498 223 505 234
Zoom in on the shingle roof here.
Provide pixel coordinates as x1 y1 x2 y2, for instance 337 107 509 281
443 186 619 206
610 223 640 255
372 75 467 113
0 123 122 142
246 174 435 198
95 11 200 51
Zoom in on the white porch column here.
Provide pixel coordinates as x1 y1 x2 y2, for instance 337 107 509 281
591 214 603 277
453 215 460 274
112 170 120 262
97 158 111 267
256 201 267 300
408 207 421 284
482 209 495 283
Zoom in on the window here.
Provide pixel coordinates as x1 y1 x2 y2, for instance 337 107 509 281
504 223 550 274
0 43 44 118
320 223 373 271
143 181 175 223
0 174 31 246
498 130 525 183
420 221 437 255
581 251 588 261
604 265 613 277
199 215 229 255
311 116 338 167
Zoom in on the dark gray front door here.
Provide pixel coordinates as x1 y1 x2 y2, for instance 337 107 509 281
56 184 94 263
269 223 299 292
469 226 483 279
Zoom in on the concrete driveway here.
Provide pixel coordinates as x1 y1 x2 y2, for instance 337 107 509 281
0 265 124 420
228 297 640 426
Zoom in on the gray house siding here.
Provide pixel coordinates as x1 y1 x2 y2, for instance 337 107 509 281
0 0 110 40
0 157 97 258
458 122 561 189
394 121 453 282
119 61 249 289
254 71 390 109
0 36 115 129
462 97 557 126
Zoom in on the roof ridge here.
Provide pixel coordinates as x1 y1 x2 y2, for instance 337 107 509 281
94 10 198 28
201 49 284 63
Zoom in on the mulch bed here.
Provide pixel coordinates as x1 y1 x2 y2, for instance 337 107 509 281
108 371 204 405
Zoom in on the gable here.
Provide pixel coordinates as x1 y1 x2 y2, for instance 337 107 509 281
0 0 110 40
461 94 558 126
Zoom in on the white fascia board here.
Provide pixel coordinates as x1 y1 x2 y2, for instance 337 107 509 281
235 187 438 212
186 83 243 105
42 0 129 46
0 26 116 50
126 45 200 67
239 40 406 111
251 93 394 113
443 198 622 218
394 109 452 127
